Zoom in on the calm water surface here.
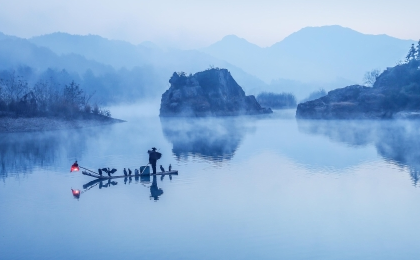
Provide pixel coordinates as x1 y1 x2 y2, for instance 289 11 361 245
1 109 420 260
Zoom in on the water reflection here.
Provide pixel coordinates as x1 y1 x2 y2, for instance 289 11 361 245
0 130 87 177
79 174 165 201
160 117 256 162
150 175 163 201
298 119 420 185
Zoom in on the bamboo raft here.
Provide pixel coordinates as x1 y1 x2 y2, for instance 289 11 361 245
82 170 178 179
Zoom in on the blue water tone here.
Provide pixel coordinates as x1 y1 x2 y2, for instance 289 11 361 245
1 109 420 260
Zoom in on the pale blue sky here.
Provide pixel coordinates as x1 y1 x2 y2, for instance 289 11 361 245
0 0 418 48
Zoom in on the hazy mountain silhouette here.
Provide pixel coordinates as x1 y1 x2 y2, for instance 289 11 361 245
0 32 114 75
28 33 269 94
30 33 154 69
0 31 269 104
0 32 166 102
202 25 415 84
201 35 264 73
2 26 415 102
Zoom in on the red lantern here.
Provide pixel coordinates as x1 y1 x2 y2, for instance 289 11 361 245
70 161 80 172
71 189 81 198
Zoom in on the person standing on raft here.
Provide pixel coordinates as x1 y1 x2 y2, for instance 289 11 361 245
148 147 162 174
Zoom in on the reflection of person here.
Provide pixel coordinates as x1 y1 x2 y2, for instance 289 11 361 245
150 175 163 201
148 147 162 174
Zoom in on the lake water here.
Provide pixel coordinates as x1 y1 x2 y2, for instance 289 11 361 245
1 108 420 260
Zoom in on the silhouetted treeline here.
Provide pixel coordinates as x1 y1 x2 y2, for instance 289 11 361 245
405 40 420 62
0 70 110 118
256 92 297 109
0 65 166 106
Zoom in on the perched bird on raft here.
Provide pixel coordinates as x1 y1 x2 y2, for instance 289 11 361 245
124 168 127 176
101 168 117 177
169 164 172 171
128 168 132 175
160 165 165 172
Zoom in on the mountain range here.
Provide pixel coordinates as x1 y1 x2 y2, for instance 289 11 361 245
202 25 414 84
27 32 270 93
0 25 416 102
0 32 268 103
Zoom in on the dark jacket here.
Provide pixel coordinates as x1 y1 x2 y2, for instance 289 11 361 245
148 150 162 163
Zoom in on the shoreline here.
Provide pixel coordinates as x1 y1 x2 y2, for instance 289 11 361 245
0 116 125 133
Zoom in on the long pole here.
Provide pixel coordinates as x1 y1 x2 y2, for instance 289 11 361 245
80 166 98 174
140 163 150 175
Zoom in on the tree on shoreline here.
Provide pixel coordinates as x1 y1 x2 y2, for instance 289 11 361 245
0 73 110 118
363 69 381 87
405 43 416 62
417 40 420 60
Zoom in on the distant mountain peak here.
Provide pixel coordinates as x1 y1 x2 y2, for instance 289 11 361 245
282 25 407 43
30 32 109 42
221 34 247 42
300 25 354 31
281 25 361 41
204 34 261 51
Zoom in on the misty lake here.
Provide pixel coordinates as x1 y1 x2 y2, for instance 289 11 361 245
1 106 420 260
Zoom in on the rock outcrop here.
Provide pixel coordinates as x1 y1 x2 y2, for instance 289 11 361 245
296 61 420 119
160 68 272 117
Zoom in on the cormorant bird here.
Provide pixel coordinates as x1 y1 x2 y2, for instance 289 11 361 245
123 168 127 176
101 168 108 173
135 169 139 175
128 168 132 175
160 165 165 172
168 164 172 172
109 168 117 174
98 169 103 176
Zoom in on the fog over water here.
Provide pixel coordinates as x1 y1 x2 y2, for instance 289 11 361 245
1 108 420 259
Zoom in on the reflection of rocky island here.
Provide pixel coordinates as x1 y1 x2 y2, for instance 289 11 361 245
296 59 420 119
161 117 255 162
298 120 420 185
160 68 272 117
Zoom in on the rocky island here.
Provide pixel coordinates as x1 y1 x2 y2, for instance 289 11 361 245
160 68 272 117
296 59 420 119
